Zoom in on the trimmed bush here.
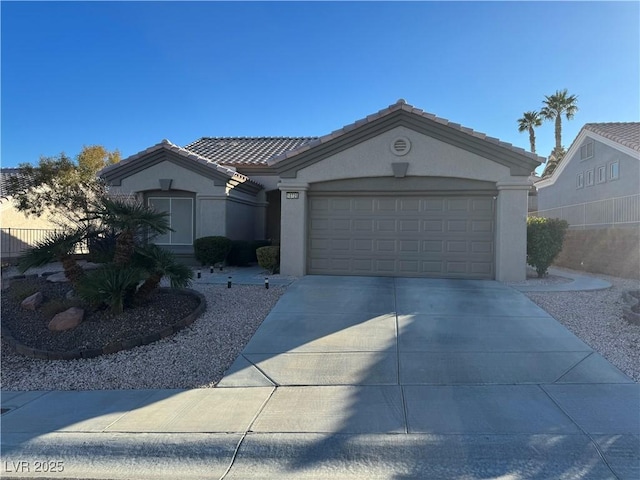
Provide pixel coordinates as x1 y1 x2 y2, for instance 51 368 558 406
256 246 280 274
193 236 232 266
227 240 272 266
527 217 569 277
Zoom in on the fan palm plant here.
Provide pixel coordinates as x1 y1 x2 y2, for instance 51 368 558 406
134 244 193 301
95 198 172 266
541 89 579 153
517 111 543 153
17 228 87 287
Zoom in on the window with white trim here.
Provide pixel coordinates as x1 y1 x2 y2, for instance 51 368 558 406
596 165 606 184
576 172 584 189
148 197 194 245
580 141 594 160
585 169 594 186
609 161 620 180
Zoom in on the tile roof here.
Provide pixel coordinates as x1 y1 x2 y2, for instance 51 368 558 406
583 122 640 152
184 137 316 166
267 99 545 165
0 168 30 199
99 139 263 188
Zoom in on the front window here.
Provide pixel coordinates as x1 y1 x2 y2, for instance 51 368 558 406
609 161 620 180
148 197 194 245
586 169 594 186
580 141 594 160
576 172 584 189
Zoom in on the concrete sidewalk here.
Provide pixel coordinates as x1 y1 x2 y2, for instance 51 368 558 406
2 274 638 479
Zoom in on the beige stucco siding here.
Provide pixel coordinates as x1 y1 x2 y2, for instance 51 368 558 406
296 127 510 184
116 161 220 194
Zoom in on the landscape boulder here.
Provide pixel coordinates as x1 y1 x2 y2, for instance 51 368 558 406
48 307 85 331
21 291 43 310
46 272 69 283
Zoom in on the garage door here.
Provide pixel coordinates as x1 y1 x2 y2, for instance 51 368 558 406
308 195 495 278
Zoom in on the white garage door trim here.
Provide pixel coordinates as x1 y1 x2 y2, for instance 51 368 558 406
307 192 496 279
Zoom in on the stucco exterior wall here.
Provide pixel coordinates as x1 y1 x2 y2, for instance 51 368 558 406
116 160 220 195
296 127 509 183
538 138 639 211
1 200 65 260
226 198 260 240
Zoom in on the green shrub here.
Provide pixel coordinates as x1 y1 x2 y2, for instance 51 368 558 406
227 240 272 266
256 246 280 274
193 236 232 266
9 280 38 302
76 265 143 314
527 217 569 277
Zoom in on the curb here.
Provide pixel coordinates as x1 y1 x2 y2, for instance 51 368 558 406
1 288 207 361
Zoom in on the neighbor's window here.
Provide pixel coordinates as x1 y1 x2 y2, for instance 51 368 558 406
609 161 620 180
576 172 584 189
586 169 594 186
596 165 606 184
580 141 594 160
148 197 194 245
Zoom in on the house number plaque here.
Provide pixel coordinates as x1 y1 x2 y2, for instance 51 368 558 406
286 192 299 199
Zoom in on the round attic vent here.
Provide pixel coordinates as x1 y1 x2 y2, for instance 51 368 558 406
391 136 411 156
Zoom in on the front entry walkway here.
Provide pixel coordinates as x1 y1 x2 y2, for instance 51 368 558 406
2 276 638 479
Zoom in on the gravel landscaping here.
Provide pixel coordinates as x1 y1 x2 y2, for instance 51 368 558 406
1 266 638 390
1 282 285 390
524 269 640 383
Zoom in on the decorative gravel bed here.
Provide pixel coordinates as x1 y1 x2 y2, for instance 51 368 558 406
2 278 200 354
524 270 640 383
1 283 285 390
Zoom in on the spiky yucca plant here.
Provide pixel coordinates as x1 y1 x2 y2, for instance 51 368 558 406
134 244 192 301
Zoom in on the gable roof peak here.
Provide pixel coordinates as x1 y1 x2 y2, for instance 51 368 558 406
582 122 640 152
267 100 545 166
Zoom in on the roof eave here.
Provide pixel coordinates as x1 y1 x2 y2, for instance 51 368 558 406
273 108 541 178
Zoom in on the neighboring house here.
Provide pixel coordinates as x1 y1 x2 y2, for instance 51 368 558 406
100 100 542 281
535 122 640 277
0 168 61 260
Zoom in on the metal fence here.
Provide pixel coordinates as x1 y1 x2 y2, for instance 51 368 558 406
532 193 640 228
1 228 88 261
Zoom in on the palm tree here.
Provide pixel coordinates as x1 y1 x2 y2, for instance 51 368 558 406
517 111 543 153
18 229 87 287
134 244 193 301
95 198 172 266
541 89 579 153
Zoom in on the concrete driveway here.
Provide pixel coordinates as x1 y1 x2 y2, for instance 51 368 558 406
2 275 638 479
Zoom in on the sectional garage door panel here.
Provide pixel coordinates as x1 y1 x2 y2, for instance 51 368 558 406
308 195 495 278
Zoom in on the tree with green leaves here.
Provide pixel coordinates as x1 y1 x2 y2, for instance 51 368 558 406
541 89 579 154
5 145 121 229
517 111 543 153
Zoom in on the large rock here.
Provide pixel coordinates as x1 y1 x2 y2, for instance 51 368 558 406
48 307 84 331
21 292 43 310
46 272 70 283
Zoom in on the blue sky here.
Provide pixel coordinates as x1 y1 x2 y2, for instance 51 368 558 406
2 1 639 173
